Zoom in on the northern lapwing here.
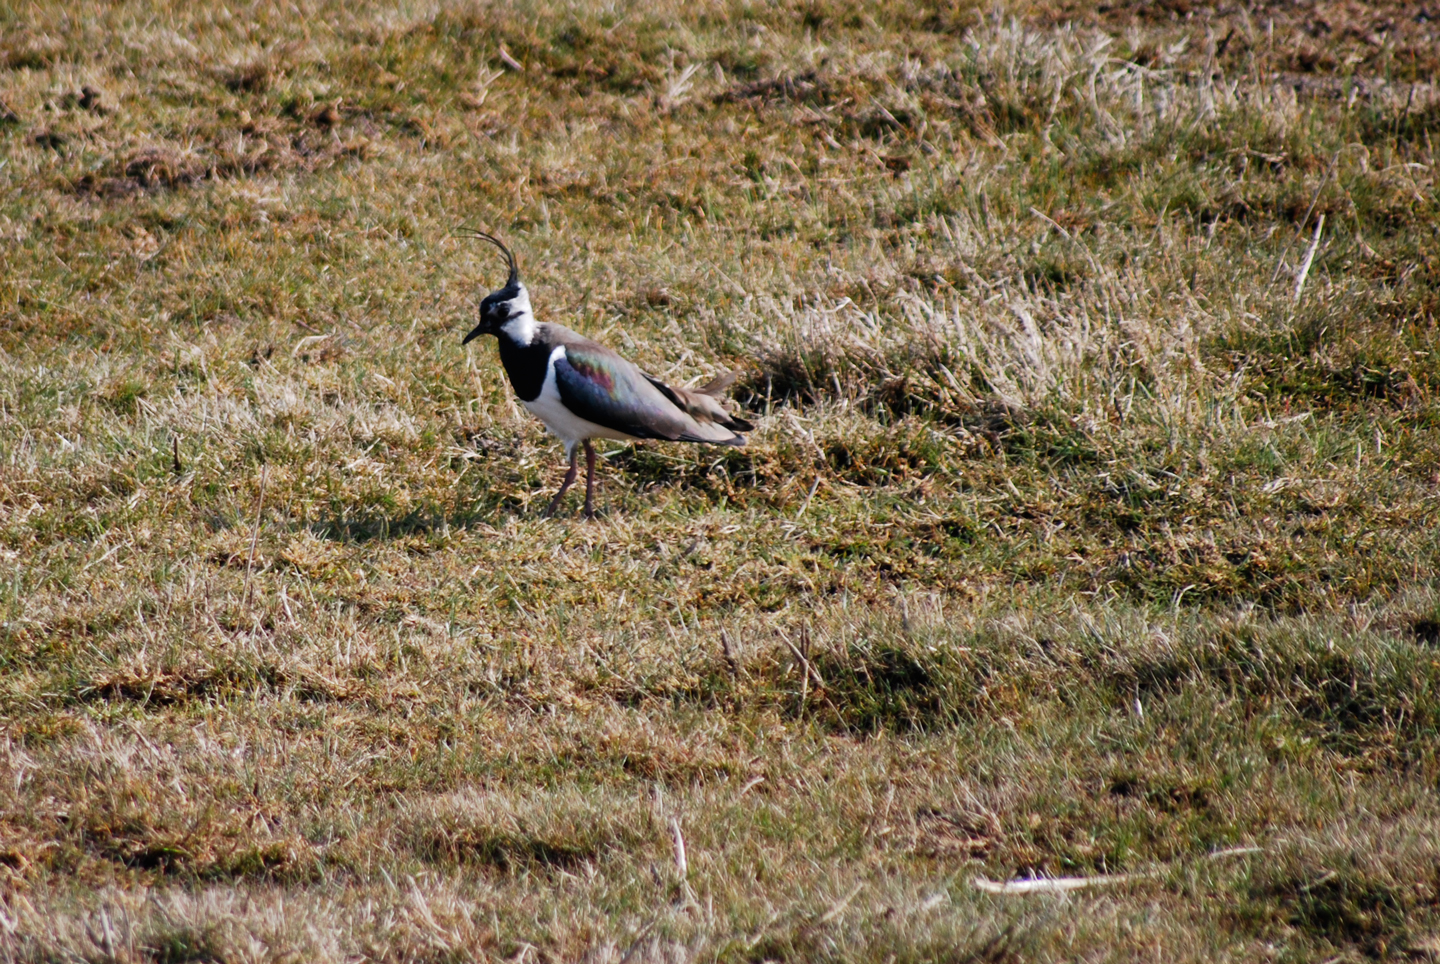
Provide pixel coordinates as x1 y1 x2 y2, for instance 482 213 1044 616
460 233 754 518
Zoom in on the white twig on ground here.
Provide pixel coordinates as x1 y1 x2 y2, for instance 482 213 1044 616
1208 846 1264 859
669 817 687 879
972 874 1135 894
1292 213 1325 304
816 883 864 925
794 476 821 520
497 46 523 71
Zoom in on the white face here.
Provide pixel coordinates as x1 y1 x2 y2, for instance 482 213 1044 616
497 285 537 345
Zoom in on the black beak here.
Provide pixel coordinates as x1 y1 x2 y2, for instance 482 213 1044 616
461 322 485 346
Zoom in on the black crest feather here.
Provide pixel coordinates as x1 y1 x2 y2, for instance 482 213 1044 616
456 230 519 288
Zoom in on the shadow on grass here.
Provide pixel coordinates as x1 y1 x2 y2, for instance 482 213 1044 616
413 826 602 874
303 500 523 543
405 791 645 877
1119 622 1440 759
1247 862 1440 959
641 626 1005 737
603 443 760 495
75 657 348 708
744 918 1032 964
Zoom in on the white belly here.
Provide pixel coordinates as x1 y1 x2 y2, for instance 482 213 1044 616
521 347 638 454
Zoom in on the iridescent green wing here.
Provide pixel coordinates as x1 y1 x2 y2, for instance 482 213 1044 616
553 342 690 440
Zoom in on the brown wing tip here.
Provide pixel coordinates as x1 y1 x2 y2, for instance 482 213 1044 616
694 371 740 397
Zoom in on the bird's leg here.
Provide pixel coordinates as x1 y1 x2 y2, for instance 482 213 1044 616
543 448 579 518
583 440 597 519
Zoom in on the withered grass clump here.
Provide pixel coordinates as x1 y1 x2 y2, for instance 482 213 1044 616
3 0 1440 960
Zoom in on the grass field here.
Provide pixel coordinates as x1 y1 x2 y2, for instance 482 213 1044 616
2 0 1439 960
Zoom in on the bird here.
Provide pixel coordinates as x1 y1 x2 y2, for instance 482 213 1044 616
460 233 754 518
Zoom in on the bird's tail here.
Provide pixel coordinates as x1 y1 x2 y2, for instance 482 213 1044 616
647 371 756 435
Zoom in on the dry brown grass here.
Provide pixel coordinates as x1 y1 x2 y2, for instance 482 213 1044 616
2 0 1439 960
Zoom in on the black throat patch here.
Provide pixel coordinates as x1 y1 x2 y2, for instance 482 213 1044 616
495 331 552 402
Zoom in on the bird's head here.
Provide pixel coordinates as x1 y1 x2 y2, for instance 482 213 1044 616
461 232 534 345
